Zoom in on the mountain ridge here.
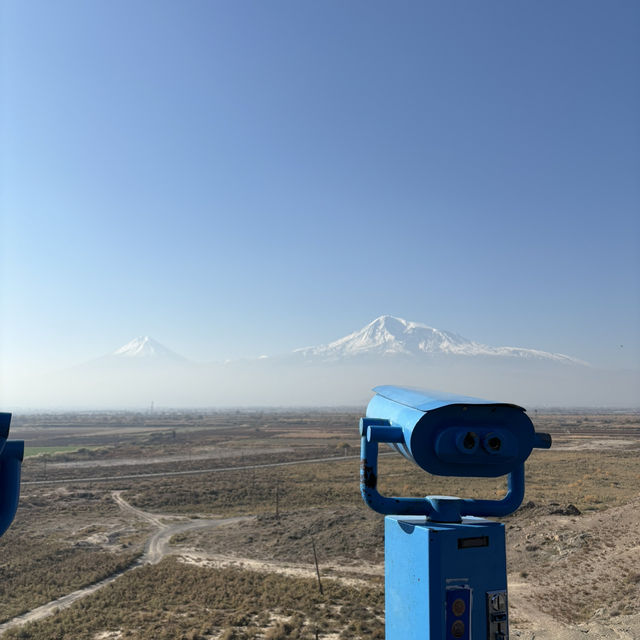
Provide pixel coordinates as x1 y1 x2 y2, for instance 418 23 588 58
9 317 638 409
292 315 587 365
102 317 588 366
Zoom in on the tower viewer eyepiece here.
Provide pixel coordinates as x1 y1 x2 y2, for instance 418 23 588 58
359 385 551 522
0 413 24 537
359 385 553 640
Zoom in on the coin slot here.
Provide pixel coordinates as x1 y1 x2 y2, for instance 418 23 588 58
457 535 489 549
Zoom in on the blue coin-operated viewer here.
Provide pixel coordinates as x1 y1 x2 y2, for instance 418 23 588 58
0 413 25 538
359 386 551 640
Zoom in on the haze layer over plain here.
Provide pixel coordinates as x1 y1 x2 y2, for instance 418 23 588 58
1 2 638 408
5 317 637 409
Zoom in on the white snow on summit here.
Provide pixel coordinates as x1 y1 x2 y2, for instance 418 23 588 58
294 315 586 364
295 316 467 357
113 336 187 361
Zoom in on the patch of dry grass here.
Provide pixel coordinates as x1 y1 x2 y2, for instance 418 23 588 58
2 559 384 640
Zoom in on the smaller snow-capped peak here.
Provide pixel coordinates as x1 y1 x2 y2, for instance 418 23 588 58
113 336 187 361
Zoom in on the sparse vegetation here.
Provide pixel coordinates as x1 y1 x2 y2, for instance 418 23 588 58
0 489 147 623
23 446 103 458
1 560 385 640
121 446 640 518
2 409 639 637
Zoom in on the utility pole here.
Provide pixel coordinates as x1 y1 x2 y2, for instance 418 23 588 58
312 537 323 595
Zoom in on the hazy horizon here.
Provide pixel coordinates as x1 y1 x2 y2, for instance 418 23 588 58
4 315 639 412
2 2 639 410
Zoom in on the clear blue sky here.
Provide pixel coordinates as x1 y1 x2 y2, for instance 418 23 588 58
1 1 639 377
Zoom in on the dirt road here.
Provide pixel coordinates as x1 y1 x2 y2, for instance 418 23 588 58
23 452 374 486
0 493 251 634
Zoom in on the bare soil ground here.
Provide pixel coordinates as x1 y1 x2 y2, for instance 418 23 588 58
0 409 638 639
169 495 640 639
506 497 640 639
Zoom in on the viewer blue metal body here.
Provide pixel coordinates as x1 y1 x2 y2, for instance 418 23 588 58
0 413 25 537
359 386 551 639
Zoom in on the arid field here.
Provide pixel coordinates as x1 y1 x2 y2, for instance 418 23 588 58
0 409 638 639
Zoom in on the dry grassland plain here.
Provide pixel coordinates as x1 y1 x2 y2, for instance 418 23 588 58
0 410 638 639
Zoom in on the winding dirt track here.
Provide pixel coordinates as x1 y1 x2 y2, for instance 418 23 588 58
0 493 251 634
110 491 251 565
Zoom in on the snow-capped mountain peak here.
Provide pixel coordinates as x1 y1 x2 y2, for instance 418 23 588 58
113 336 187 361
295 315 472 359
294 315 586 365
